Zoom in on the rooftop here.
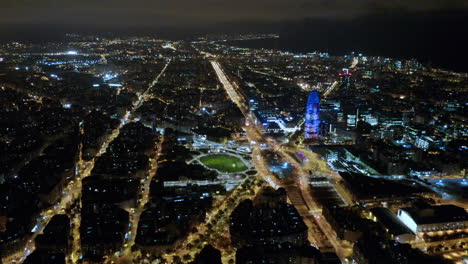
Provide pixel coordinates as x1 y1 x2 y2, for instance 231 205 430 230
370 207 414 236
399 205 468 225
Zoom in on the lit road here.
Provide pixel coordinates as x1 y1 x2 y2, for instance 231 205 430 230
7 60 171 264
211 59 270 178
100 54 108 64
134 60 171 109
11 126 121 264
350 58 359 69
323 81 338 98
210 58 354 260
161 173 263 263
211 60 246 114
247 66 291 81
267 136 354 258
67 204 82 264
103 137 164 264
324 58 358 98
120 58 269 263
411 237 468 250
286 146 354 205
271 143 353 258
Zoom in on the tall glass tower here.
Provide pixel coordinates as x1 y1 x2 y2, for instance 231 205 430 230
304 91 320 140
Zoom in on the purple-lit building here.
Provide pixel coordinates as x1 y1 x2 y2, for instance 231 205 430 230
304 91 320 140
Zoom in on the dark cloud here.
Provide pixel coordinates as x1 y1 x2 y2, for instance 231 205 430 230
1 0 467 27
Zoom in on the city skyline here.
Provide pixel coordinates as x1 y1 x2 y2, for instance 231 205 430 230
0 2 467 264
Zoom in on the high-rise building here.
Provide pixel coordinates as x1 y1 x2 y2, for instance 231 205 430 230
304 91 320 140
339 68 353 90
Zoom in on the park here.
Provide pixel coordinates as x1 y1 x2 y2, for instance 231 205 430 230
199 154 248 173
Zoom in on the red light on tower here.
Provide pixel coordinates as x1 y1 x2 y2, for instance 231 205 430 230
339 70 353 76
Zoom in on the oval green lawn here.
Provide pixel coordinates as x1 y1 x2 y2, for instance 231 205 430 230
199 154 247 173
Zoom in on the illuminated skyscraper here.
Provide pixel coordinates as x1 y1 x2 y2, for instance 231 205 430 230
339 68 353 90
304 91 320 140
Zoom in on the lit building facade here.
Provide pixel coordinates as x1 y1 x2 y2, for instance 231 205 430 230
339 68 353 90
397 205 468 233
304 91 320 140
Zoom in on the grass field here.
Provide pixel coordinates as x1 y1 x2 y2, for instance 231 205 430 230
199 154 247 173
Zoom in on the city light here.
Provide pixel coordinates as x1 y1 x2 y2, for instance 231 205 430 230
1 32 466 264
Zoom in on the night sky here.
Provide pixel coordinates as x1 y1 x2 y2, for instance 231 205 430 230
1 0 467 71
1 0 466 27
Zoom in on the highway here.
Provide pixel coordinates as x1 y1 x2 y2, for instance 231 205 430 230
210 60 246 114
267 140 353 258
278 147 353 259
210 58 353 260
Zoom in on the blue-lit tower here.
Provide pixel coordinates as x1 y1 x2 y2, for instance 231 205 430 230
304 91 320 140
